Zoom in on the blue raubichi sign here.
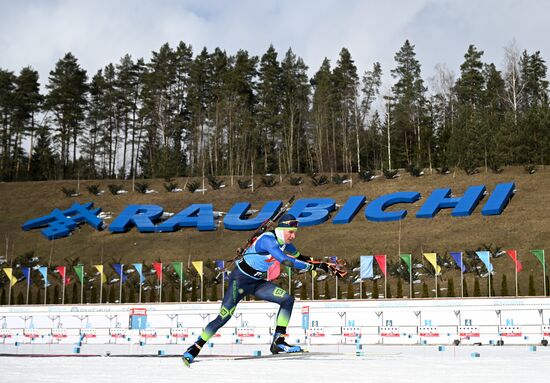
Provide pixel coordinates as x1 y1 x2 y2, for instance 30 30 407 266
22 182 516 240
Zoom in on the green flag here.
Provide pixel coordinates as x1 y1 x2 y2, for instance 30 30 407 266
400 254 412 273
172 262 186 281
531 250 546 270
73 264 84 283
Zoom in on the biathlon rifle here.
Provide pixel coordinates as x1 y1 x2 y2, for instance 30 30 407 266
231 195 296 262
307 259 348 278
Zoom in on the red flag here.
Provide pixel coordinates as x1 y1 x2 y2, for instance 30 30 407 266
267 261 281 281
374 255 387 276
506 250 523 272
56 266 66 283
152 262 163 281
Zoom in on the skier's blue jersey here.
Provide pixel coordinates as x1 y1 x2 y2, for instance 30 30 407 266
241 232 311 273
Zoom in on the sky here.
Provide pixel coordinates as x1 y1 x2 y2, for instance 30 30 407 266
1 0 549 95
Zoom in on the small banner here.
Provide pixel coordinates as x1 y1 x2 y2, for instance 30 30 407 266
400 254 412 274
152 262 163 281
21 267 32 286
530 250 546 269
94 265 106 283
360 256 373 279
73 264 85 283
112 263 127 283
38 266 48 285
192 261 204 279
172 262 186 281
374 255 387 276
3 268 18 287
506 250 523 272
475 251 493 273
450 252 466 272
423 253 441 274
133 263 145 283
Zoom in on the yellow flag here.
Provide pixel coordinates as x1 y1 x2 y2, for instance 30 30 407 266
94 265 106 283
312 270 317 278
3 268 18 287
192 261 203 279
423 253 441 274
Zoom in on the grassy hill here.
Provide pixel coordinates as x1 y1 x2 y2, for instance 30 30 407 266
1 166 549 299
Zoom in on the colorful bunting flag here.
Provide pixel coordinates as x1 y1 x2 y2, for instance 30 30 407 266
133 263 145 283
172 262 185 281
450 252 466 272
94 265 106 283
475 251 493 272
423 253 441 274
192 261 204 279
3 268 18 287
21 267 31 286
56 266 71 285
530 250 546 269
38 266 48 285
112 263 126 283
360 256 373 279
73 264 85 283
400 254 412 273
374 255 386 276
506 250 523 272
152 262 163 281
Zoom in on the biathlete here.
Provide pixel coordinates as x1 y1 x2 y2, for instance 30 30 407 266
183 213 330 365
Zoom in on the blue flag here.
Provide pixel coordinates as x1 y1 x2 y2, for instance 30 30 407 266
450 252 466 272
360 256 373 279
329 256 338 263
133 263 144 284
22 267 32 286
475 251 493 273
112 263 127 283
215 260 225 270
38 266 48 285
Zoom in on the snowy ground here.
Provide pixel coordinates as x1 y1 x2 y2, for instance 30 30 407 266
1 344 550 383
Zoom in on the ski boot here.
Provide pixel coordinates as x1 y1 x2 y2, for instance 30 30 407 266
270 333 303 354
182 338 205 367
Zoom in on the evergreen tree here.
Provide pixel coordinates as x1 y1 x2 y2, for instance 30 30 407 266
90 286 97 304
323 281 331 299
474 278 481 297
463 277 469 297
421 283 429 298
108 285 115 303
372 281 379 299
209 283 218 302
71 283 78 304
35 287 41 304
300 281 308 300
452 45 486 173
128 285 135 303
390 40 428 168
347 281 354 299
191 279 198 302
528 274 536 296
170 285 177 302
500 275 509 296
396 278 403 298
447 278 455 298
45 52 89 178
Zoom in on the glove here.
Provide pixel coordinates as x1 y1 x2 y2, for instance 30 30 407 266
312 262 330 273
